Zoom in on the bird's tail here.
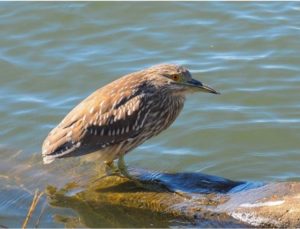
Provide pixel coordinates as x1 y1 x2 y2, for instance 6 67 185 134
42 154 56 164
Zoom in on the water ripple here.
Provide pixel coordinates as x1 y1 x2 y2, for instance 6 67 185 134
1 2 300 226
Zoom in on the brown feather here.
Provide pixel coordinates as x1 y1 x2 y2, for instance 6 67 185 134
42 64 188 164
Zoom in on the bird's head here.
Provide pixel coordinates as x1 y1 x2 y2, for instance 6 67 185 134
145 64 220 95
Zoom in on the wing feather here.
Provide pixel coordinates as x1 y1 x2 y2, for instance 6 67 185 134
42 83 149 164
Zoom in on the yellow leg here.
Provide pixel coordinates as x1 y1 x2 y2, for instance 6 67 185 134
92 160 120 183
117 154 149 189
117 154 133 179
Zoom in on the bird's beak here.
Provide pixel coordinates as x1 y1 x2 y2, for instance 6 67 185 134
187 78 220 94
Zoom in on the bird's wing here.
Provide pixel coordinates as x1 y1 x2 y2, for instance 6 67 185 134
42 87 150 163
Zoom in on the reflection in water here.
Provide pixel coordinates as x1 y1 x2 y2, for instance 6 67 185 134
51 195 186 228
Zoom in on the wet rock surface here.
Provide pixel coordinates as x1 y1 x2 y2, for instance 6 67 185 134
47 168 300 227
221 182 300 227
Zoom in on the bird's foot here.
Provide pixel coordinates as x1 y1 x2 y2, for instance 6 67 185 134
91 161 122 183
104 160 120 176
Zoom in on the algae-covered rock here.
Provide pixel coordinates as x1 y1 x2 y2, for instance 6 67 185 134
46 168 300 227
46 169 245 227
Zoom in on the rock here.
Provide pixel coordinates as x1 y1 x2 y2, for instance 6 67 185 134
46 168 300 227
220 182 300 227
2 148 299 227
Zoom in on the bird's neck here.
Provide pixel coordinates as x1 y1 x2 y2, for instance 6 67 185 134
162 93 185 123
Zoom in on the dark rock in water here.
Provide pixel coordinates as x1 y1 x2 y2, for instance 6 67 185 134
131 168 245 194
46 168 300 227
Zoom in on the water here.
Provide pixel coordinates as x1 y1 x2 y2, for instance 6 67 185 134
1 2 300 227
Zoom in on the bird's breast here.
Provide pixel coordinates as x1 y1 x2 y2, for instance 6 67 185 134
112 94 185 157
142 94 185 137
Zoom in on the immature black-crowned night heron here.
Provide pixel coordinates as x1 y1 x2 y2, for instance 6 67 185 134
42 64 219 178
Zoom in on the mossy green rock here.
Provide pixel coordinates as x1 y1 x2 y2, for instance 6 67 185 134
46 170 300 227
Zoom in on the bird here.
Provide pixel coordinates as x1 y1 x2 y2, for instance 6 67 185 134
42 64 219 178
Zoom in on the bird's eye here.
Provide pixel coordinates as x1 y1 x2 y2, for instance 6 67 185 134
172 75 180 81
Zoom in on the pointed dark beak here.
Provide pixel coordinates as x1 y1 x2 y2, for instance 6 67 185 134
187 78 220 94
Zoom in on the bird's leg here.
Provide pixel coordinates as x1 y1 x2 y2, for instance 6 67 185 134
117 154 149 189
92 160 120 183
117 154 134 179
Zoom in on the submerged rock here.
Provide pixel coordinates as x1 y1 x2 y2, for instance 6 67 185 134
46 168 300 227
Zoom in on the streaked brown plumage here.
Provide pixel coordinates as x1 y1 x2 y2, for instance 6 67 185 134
42 64 219 166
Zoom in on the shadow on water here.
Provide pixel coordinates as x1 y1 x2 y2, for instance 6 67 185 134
0 148 260 227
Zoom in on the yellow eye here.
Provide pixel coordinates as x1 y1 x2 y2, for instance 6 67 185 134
172 75 180 81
